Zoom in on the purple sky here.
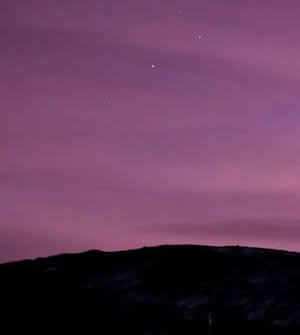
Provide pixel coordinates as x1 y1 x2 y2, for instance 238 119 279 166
2 0 300 262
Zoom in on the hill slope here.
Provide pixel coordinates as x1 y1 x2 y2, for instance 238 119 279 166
1 244 300 334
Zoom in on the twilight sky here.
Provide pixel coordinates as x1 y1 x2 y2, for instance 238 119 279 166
1 0 300 262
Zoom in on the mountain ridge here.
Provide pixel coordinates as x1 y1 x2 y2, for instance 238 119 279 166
2 243 299 266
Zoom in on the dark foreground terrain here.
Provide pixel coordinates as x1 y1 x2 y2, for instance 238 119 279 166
1 244 300 334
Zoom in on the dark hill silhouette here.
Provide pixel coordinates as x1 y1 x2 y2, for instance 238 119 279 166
1 244 300 334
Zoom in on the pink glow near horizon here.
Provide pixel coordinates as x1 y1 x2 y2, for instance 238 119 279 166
1 0 300 262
